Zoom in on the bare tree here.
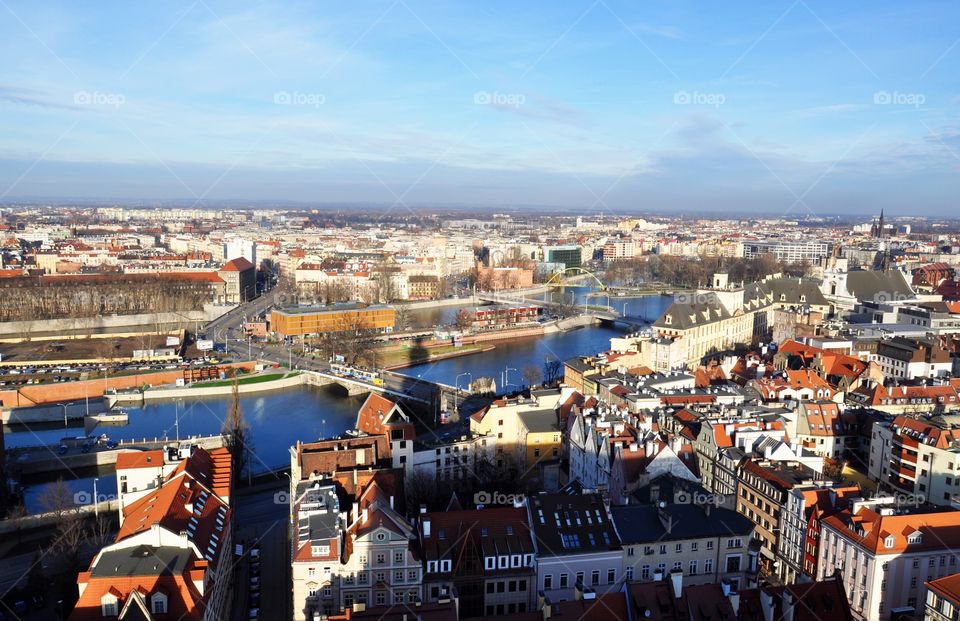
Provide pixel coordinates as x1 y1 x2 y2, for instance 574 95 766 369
521 364 542 389
543 357 563 386
221 378 250 484
394 305 412 332
455 309 475 332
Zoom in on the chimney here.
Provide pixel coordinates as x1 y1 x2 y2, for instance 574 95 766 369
423 519 431 538
629 442 638 452
759 590 774 621
645 440 655 455
361 508 368 524
353 501 360 522
669 569 683 599
390 495 395 509
420 504 427 514
782 591 795 621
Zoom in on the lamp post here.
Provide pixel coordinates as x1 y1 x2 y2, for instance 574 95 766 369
455 372 472 419
93 478 99 518
60 403 68 428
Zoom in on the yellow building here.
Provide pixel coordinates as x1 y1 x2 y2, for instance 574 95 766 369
270 304 396 338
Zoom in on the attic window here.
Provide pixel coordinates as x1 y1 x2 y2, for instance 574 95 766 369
780 294 786 301
665 315 672 325
885 535 895 549
800 295 806 303
101 594 118 617
908 532 922 545
151 592 168 614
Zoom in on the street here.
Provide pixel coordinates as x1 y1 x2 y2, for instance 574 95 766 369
231 478 291 621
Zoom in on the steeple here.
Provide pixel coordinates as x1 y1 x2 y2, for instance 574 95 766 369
877 208 885 238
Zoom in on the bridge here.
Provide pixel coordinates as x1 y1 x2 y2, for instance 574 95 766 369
476 291 653 329
305 367 468 408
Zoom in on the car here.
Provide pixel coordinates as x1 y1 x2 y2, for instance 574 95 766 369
248 609 259 620
105 440 117 449
81 443 92 453
250 562 260 576
249 577 260 590
250 546 260 559
58 444 69 455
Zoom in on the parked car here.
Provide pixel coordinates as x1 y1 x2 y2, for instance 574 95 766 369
81 443 92 454
58 444 69 455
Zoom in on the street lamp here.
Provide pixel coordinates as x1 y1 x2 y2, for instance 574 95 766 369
60 403 69 428
455 372 472 419
93 478 99 518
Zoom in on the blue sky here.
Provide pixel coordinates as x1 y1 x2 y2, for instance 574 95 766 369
0 0 957 215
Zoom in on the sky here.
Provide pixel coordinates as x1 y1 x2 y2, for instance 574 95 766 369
0 0 958 216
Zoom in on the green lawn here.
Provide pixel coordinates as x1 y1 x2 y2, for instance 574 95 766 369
190 371 298 388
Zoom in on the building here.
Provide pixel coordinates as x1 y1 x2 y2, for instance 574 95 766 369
407 275 441 300
742 239 832 262
291 481 343 618
926 573 960 621
271 303 396 339
627 573 854 621
777 483 861 584
874 337 953 381
528 489 622 602
611 503 758 590
793 401 859 459
217 256 256 303
418 506 536 617
736 459 819 576
543 245 582 269
70 447 233 621
817 504 960 620
868 415 960 507
461 304 540 331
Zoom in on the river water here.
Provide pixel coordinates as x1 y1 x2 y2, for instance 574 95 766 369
8 289 672 513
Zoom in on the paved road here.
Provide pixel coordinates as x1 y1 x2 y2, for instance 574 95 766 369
232 479 290 621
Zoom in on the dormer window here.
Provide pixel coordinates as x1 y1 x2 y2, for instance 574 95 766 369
151 592 168 614
665 315 672 325
885 535 895 549
908 532 922 545
101 594 118 617
485 557 495 570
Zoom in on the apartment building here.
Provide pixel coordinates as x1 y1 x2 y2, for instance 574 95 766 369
217 256 256 303
611 503 758 590
70 447 233 621
418 506 536 617
926 574 960 621
817 505 960 620
292 482 343 618
777 483 861 584
793 400 859 459
868 415 960 507
529 490 622 602
875 337 953 380
736 459 819 577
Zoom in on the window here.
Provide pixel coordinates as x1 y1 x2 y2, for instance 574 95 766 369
607 569 616 584
560 574 569 589
707 541 714 551
626 566 634 580
689 560 698 575
675 543 682 553
151 595 167 614
705 558 714 574
544 575 553 590
591 570 600 586
641 565 650 580
726 555 742 573
376 592 386 606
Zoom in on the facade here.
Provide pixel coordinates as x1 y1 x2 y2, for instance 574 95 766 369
418 507 536 617
736 459 819 577
868 415 960 507
465 304 540 330
543 245 582 269
926 573 960 621
271 304 396 338
217 256 256 303
611 503 758 590
777 483 861 584
874 337 953 380
742 239 832 262
292 482 343 618
528 490 622 602
817 505 960 620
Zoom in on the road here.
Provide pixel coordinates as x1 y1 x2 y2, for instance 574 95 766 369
231 479 290 621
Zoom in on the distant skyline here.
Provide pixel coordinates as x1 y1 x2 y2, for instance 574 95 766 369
1 0 958 215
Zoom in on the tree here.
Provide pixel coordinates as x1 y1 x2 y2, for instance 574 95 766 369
40 478 85 570
543 357 563 385
521 364 542 389
394 305 412 332
221 378 250 484
455 309 475 333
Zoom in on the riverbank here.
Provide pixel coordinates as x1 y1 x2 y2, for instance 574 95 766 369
382 344 496 370
107 370 304 406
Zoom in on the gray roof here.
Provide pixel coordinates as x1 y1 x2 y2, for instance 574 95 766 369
91 545 192 578
610 504 754 544
845 270 914 302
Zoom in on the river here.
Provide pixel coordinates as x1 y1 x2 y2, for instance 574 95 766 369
8 289 672 513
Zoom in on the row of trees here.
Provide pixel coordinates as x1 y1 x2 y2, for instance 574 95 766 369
0 277 212 322
602 254 811 289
